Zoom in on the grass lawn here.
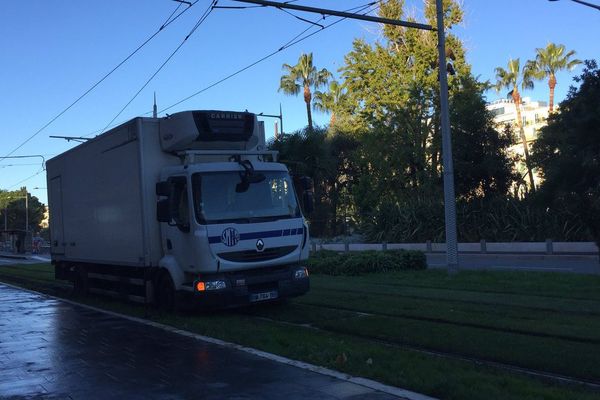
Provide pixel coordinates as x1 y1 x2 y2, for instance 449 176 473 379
1 262 600 400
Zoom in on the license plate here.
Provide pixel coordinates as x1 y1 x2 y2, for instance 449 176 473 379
250 290 278 302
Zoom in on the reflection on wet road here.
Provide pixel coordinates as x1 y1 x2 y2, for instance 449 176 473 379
0 284 400 400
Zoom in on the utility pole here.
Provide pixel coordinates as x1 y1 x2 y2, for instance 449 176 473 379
153 92 158 118
279 103 284 135
233 0 459 273
24 187 28 233
436 0 458 274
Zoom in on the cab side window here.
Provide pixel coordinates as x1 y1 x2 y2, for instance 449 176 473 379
170 177 190 232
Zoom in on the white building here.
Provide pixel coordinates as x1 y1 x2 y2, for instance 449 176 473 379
486 97 550 191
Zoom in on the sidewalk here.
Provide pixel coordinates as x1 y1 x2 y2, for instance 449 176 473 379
0 251 29 260
0 252 51 263
0 283 424 400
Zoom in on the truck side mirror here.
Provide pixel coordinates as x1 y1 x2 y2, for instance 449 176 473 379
302 190 314 215
300 176 313 191
299 176 315 215
156 181 170 196
157 199 171 222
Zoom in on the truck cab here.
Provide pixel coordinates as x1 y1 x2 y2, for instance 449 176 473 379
154 111 311 308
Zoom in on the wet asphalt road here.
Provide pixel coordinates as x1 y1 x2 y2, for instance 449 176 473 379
0 283 402 400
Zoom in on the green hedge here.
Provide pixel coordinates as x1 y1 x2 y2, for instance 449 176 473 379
308 249 426 276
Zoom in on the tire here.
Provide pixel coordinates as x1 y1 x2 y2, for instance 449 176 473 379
155 271 176 311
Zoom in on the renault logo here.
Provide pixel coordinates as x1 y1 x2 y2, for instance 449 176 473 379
256 239 265 252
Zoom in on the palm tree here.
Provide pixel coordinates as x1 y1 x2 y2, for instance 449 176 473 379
528 43 581 112
279 53 331 130
313 80 347 126
495 58 536 191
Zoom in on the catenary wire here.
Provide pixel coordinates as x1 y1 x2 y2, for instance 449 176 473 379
159 1 379 114
0 0 199 163
100 0 218 134
7 169 45 190
0 1 384 191
82 1 379 138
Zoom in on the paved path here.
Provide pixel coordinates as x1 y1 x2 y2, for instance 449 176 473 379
0 254 50 265
0 284 407 400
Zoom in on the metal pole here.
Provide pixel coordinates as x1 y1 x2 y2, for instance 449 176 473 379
232 0 434 30
233 0 455 272
25 187 28 233
279 103 284 135
436 0 459 274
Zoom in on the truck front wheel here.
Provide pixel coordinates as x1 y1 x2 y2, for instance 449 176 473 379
155 271 176 311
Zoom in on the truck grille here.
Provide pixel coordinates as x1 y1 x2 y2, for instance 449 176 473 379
218 245 297 262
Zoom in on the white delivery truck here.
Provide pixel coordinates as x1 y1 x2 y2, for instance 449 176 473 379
46 110 312 309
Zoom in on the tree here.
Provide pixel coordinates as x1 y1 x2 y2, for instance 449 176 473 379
0 188 46 232
531 60 600 257
313 80 348 126
279 53 331 130
494 58 536 191
451 77 516 199
528 43 581 112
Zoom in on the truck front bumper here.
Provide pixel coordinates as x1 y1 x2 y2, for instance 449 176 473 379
187 265 309 309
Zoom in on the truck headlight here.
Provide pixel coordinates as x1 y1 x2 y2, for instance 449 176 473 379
195 280 227 291
293 267 309 279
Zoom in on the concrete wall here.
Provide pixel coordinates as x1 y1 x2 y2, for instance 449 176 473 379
312 241 599 255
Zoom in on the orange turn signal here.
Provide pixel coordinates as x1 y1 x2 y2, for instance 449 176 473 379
196 281 206 291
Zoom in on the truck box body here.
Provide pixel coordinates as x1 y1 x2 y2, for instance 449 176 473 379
47 118 174 267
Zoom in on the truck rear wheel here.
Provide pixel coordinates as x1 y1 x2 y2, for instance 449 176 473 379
156 271 175 311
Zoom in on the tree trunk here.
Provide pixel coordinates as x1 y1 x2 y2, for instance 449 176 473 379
304 85 313 130
513 89 536 192
548 74 557 113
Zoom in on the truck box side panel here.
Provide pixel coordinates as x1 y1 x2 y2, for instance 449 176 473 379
47 122 146 266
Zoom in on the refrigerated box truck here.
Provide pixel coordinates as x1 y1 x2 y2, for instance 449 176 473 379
46 110 311 308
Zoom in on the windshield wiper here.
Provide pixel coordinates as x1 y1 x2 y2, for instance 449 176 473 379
248 215 295 223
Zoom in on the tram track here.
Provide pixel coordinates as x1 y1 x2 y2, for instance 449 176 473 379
248 307 600 390
294 300 600 344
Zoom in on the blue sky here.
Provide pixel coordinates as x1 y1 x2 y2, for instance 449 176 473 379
1 0 599 205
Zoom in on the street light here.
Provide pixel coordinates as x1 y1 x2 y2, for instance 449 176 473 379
548 0 600 11
258 104 284 139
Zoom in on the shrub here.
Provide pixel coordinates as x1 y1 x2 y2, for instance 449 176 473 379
307 250 426 276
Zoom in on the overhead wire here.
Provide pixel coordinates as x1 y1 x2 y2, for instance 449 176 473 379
159 1 379 114
0 0 378 189
81 1 380 138
8 169 45 190
100 0 218 133
0 0 199 163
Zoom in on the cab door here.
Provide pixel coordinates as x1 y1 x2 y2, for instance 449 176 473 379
162 176 198 272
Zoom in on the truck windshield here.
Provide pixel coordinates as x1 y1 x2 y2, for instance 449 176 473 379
192 171 301 224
